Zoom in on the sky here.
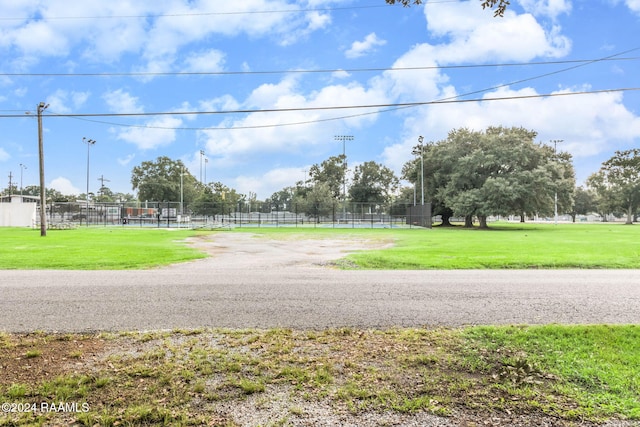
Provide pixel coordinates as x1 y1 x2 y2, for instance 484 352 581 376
1 0 639 201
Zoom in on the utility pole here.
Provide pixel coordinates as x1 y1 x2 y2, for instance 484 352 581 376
97 175 110 198
8 171 14 196
37 102 48 237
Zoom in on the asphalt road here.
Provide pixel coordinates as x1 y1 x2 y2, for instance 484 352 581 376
2 268 639 332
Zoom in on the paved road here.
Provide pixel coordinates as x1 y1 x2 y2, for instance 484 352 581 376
2 268 639 332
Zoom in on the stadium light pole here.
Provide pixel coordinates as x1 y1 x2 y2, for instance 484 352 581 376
334 135 354 221
83 137 96 226
204 156 208 185
550 139 563 225
19 163 27 201
199 150 205 184
412 136 425 206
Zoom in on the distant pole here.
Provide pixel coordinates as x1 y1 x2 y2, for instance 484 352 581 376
550 139 563 225
204 157 208 185
418 136 424 206
180 166 184 215
83 137 96 227
412 136 425 206
37 102 48 236
334 135 354 220
19 164 27 201
199 150 205 184
8 171 14 196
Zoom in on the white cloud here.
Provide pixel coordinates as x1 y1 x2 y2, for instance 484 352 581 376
345 33 387 59
331 70 351 79
0 1 330 72
305 10 332 32
200 95 241 113
625 0 640 13
426 1 571 63
103 89 144 113
0 147 10 162
373 3 639 179
235 167 308 200
381 86 640 176
518 0 572 19
117 153 135 166
49 177 81 195
115 116 183 150
200 75 389 162
45 89 91 114
182 49 225 72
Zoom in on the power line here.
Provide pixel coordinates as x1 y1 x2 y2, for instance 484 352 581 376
1 57 638 78
0 2 461 22
10 87 639 127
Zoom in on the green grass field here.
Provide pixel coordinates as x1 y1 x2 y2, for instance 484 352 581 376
0 222 639 269
0 227 207 269
344 222 640 269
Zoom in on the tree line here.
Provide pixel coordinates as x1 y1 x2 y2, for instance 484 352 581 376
3 126 639 226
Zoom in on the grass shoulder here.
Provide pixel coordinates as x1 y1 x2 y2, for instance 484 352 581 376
0 325 637 426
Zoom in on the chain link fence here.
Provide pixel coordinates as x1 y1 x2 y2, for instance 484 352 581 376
37 201 432 229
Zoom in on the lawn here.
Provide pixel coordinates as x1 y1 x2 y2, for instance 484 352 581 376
0 227 207 269
344 222 640 269
1 222 639 269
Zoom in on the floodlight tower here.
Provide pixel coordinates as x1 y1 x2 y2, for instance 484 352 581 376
334 135 354 221
83 137 96 226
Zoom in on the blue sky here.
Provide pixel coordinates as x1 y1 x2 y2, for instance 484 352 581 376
1 0 639 200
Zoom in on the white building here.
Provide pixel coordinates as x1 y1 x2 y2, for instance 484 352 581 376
0 195 38 227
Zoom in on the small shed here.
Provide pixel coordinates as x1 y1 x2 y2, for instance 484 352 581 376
0 195 38 227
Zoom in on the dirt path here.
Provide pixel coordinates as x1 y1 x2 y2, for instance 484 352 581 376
164 231 391 270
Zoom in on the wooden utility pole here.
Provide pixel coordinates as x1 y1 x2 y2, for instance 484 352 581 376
8 171 14 196
37 102 48 237
97 175 110 197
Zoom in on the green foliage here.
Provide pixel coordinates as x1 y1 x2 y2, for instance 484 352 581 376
131 156 199 204
404 126 576 228
385 0 511 17
308 155 346 200
190 181 243 216
349 161 399 204
587 149 640 224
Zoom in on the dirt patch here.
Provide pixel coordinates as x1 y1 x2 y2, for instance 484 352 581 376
0 333 109 386
164 232 393 270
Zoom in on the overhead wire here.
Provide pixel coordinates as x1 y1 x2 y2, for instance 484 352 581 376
12 44 637 131
4 5 638 132
1 56 638 78
0 1 460 22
